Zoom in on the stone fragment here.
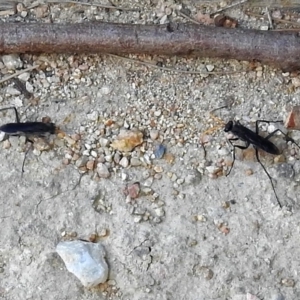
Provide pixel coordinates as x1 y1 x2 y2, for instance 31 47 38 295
154 144 166 159
2 54 23 70
111 130 143 152
56 240 108 288
119 156 129 168
124 182 140 199
97 163 110 178
285 106 300 130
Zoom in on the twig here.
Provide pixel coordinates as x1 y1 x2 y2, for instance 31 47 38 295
211 0 248 15
0 65 39 84
177 10 201 25
0 22 300 71
265 7 273 29
44 0 139 11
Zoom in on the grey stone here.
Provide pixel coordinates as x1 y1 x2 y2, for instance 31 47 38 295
56 240 108 288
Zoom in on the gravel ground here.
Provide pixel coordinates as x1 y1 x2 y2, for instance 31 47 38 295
1 1 300 300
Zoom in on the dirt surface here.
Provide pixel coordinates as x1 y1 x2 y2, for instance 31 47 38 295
1 1 300 300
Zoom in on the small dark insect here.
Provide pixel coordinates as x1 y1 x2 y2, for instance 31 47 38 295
224 119 300 208
0 106 56 173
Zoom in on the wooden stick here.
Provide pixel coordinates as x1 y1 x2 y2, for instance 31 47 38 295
1 22 300 71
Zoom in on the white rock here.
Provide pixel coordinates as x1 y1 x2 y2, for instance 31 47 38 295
0 131 6 142
6 86 21 96
206 65 215 72
119 156 129 168
56 240 108 288
99 138 109 147
18 72 30 81
87 111 99 121
2 54 23 70
26 81 34 93
100 86 112 95
97 163 110 178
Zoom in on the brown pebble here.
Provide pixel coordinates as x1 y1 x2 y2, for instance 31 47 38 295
214 14 226 26
154 165 163 173
124 182 140 199
164 153 175 164
285 106 300 130
274 154 286 163
224 159 233 167
57 132 65 139
245 169 253 176
222 201 230 209
89 233 98 243
281 278 295 287
78 166 87 173
42 116 51 123
218 223 230 235
72 153 80 161
86 160 95 170
3 140 11 149
71 133 81 141
62 158 70 165
64 135 76 145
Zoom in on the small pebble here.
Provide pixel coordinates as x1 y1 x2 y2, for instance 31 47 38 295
64 136 76 146
206 65 214 72
121 172 128 181
154 165 163 173
99 138 109 147
281 278 295 287
6 86 21 96
142 170 150 179
100 86 112 95
131 157 141 166
291 77 300 88
91 150 97 158
164 153 175 163
134 216 142 223
0 131 6 142
154 207 165 217
62 158 70 165
124 182 140 199
87 111 99 121
245 169 253 176
154 173 162 179
177 178 184 185
150 130 159 140
144 177 154 187
154 110 162 117
260 25 269 31
86 160 95 170
3 140 11 149
197 215 207 222
119 156 129 168
274 154 285 163
2 54 23 70
75 156 89 168
154 144 166 159
97 163 110 178
111 130 143 152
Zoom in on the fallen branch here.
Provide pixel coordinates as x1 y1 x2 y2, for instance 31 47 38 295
1 22 300 71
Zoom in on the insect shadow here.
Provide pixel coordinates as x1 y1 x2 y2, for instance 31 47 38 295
224 119 300 208
0 106 57 173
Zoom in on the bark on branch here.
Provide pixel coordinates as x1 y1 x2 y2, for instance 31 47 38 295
0 22 299 71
